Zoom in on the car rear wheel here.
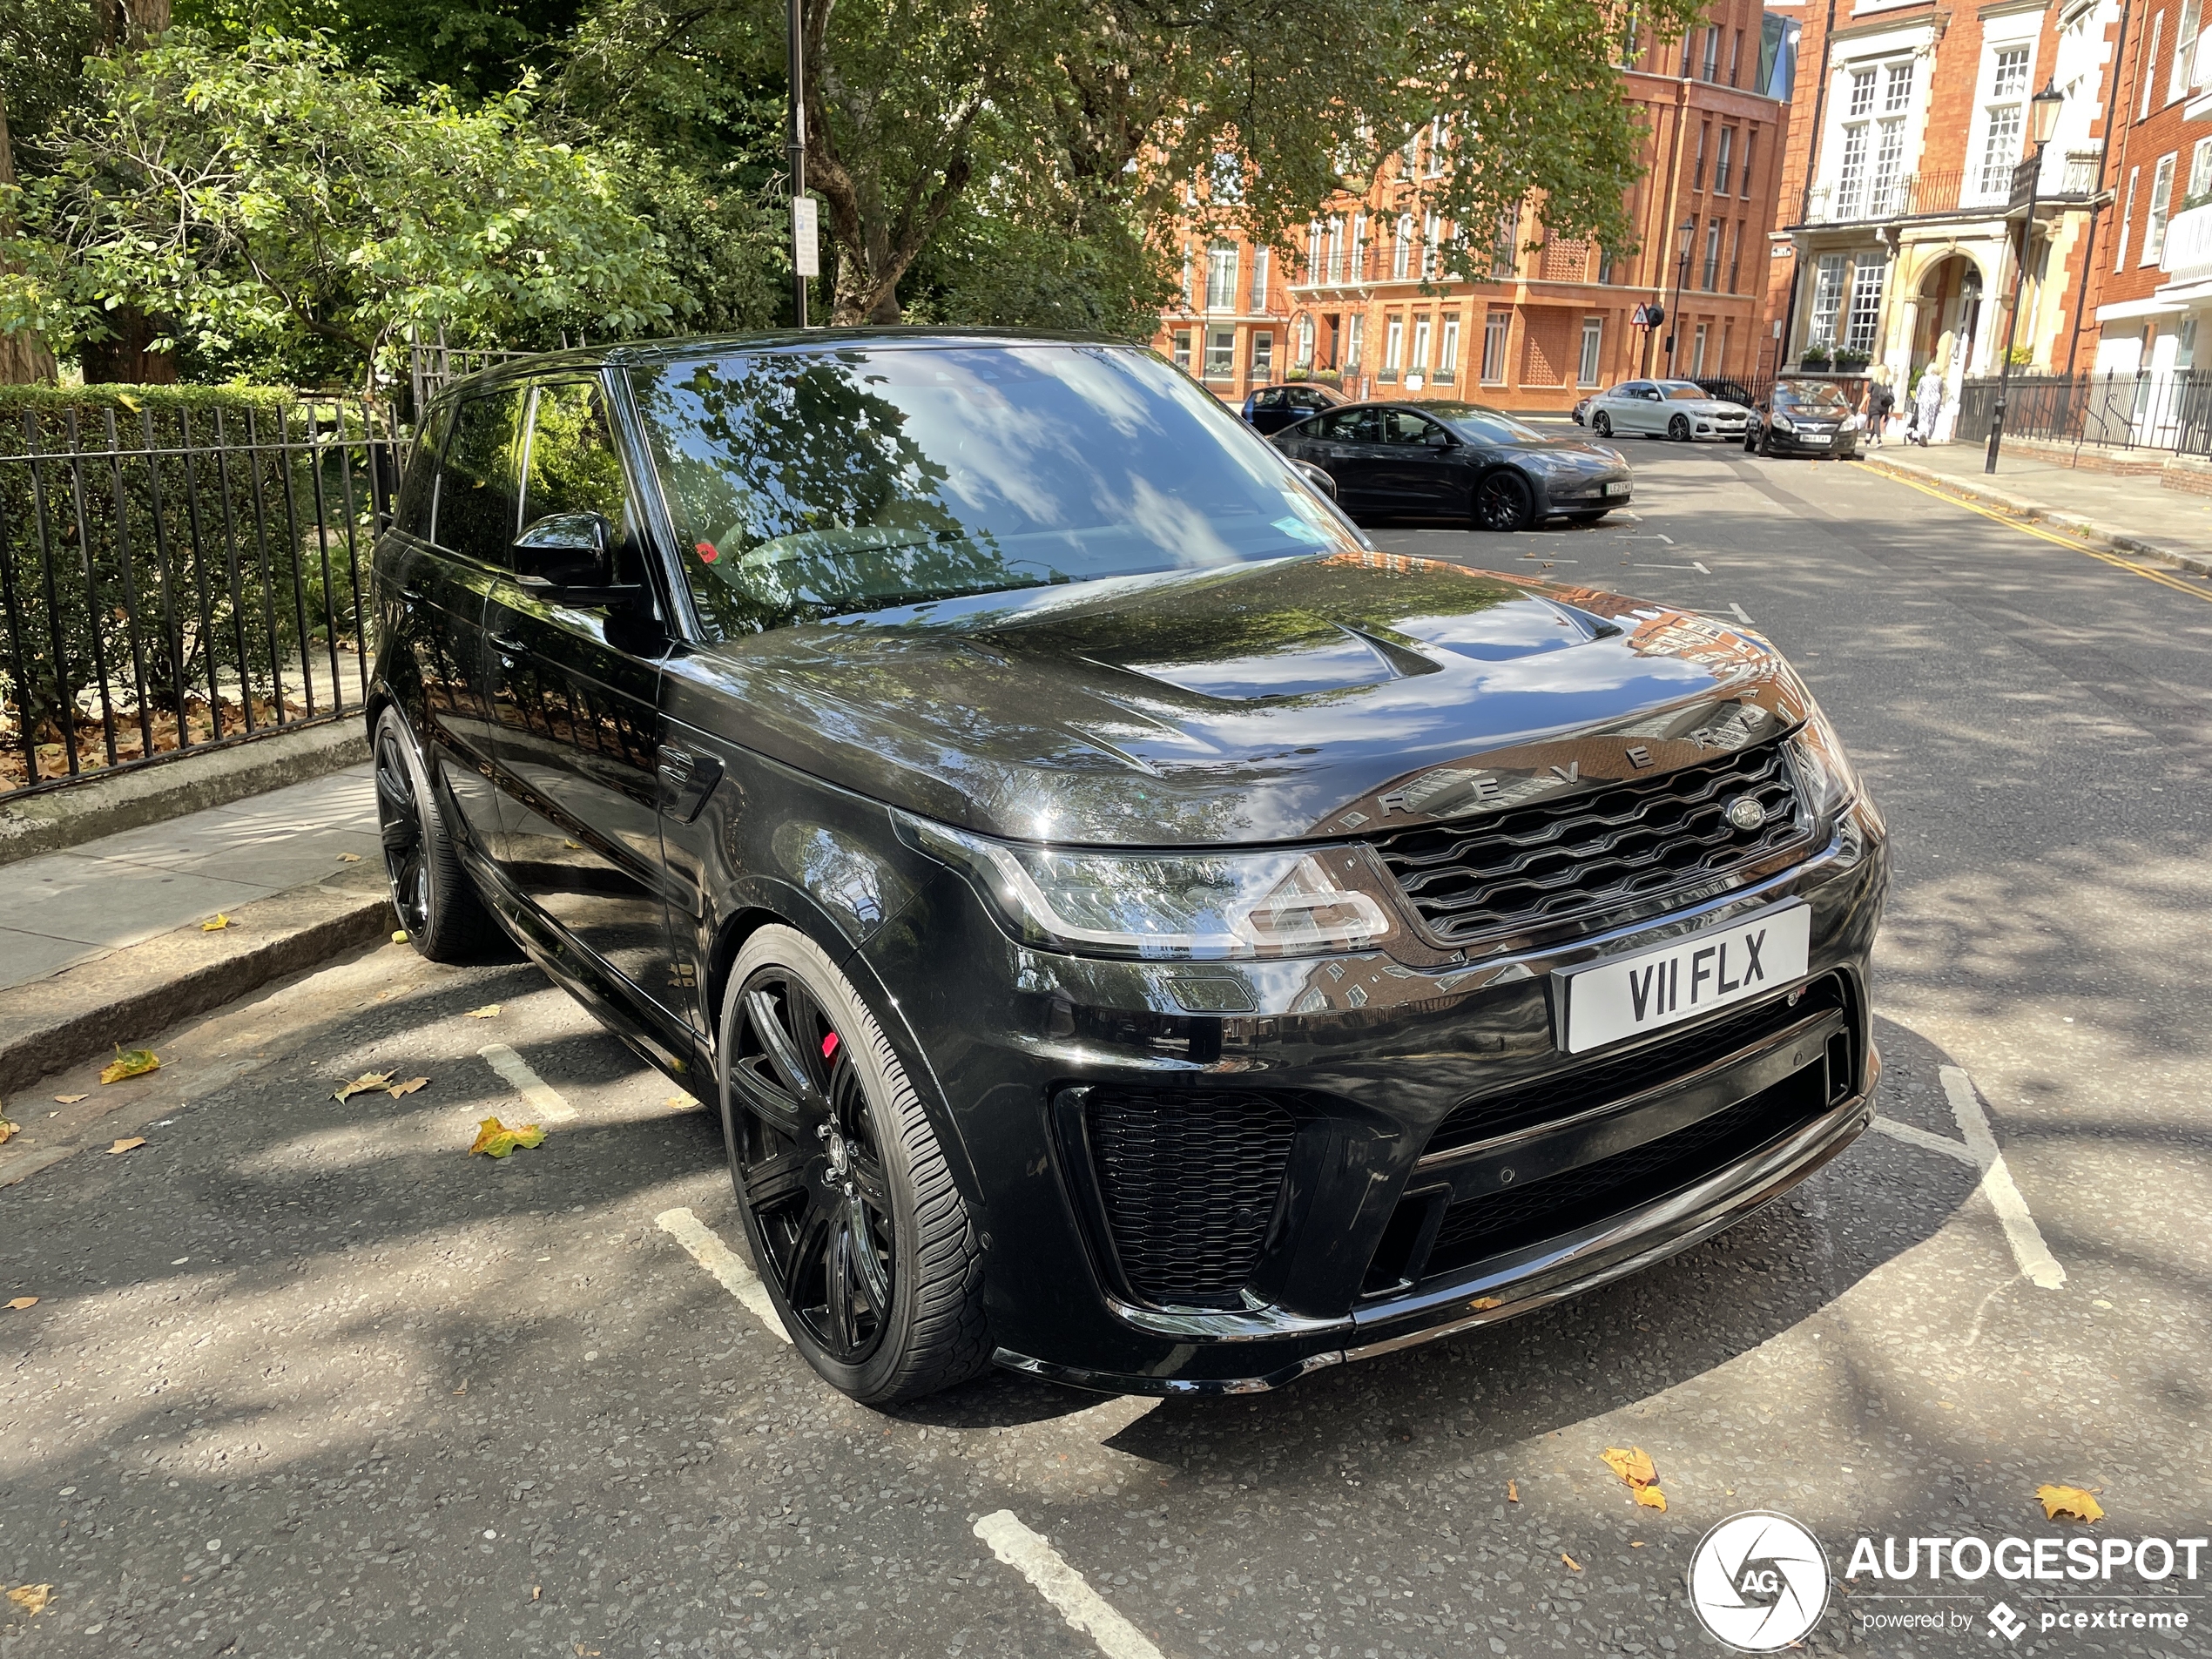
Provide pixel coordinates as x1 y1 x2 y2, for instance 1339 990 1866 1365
1473 469 1536 532
373 706 501 962
1593 411 1613 438
720 926 990 1405
1668 413 1692 442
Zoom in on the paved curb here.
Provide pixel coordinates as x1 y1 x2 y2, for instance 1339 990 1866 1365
0 718 369 870
0 866 393 1101
1860 452 2212 578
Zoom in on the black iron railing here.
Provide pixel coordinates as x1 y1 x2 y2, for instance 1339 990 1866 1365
0 396 402 800
1953 370 2212 454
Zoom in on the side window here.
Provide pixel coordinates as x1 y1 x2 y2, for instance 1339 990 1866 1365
1251 388 1285 410
518 380 635 580
395 402 451 539
1347 409 1387 443
1312 408 1359 440
1386 411 1447 445
436 389 527 566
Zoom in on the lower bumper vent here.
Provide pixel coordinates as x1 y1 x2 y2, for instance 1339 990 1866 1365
1084 1089 1296 1307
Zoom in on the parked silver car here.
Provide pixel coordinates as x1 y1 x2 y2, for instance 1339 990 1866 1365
1587 379 1751 442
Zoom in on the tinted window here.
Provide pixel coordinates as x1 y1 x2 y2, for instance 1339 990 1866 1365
1383 410 1447 445
631 346 1358 634
1773 381 1850 412
519 380 636 579
1251 388 1285 409
1660 381 1708 401
437 389 526 566
1311 408 1366 441
395 402 450 539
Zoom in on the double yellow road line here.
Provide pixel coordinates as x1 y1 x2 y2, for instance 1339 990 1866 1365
1872 463 2212 606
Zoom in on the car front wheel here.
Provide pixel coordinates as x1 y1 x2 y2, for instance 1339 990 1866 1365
1473 469 1536 532
1593 411 1612 437
373 706 501 962
720 925 990 1405
1668 413 1692 441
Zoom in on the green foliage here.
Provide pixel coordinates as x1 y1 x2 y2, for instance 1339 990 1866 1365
0 31 675 389
1799 346 1834 370
175 0 589 102
901 210 1171 341
0 384 383 764
1831 347 1871 371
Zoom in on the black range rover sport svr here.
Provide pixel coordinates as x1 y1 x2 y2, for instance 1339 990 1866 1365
368 331 1889 1404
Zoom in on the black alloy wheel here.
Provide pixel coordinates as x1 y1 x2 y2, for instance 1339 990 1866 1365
1668 413 1692 441
1744 428 1758 454
372 705 498 962
1593 410 1613 437
1473 469 1535 532
720 927 989 1403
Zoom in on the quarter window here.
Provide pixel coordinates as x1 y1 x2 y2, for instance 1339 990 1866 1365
435 388 527 566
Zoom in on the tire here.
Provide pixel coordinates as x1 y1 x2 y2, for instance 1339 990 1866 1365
1668 413 1692 442
1593 411 1613 438
719 926 989 1405
374 705 501 963
1743 428 1757 454
1473 469 1536 532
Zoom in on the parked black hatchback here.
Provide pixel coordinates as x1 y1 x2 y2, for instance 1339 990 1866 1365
369 331 1888 1404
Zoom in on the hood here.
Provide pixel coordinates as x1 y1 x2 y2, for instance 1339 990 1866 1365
1527 436 1626 468
664 551 1814 846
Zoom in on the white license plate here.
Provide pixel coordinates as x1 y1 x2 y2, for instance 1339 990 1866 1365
1554 902 1811 1055
1801 433 1831 445
1602 481 1629 497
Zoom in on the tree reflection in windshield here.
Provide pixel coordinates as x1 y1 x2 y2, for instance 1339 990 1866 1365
628 346 1356 634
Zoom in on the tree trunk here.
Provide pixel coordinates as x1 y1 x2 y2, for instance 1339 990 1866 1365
79 0 179 383
0 89 58 385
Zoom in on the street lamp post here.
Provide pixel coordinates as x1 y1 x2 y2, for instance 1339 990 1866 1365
1666 217 1695 376
787 0 812 327
1985 79 2067 472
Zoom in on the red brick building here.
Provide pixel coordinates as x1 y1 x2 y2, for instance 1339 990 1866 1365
1760 0 2121 437
1152 0 1795 411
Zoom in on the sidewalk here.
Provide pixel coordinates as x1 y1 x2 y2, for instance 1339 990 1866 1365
1860 439 2212 576
0 765 396 1100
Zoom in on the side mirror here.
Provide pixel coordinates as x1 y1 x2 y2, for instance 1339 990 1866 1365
512 511 640 606
1291 459 1337 500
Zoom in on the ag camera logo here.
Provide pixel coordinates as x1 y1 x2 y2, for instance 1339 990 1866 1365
1689 1511 1831 1651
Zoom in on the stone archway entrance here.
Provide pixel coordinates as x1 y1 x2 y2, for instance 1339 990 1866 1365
1909 253 1986 388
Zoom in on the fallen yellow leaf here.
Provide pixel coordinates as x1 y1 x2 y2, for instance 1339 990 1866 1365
469 1116 545 1157
1470 1296 1505 1311
5 1297 37 1311
336 852 362 862
333 1071 392 1103
563 840 582 850
388 1076 429 1098
99 1047 159 1084
54 1094 87 1104
665 1094 695 1110
1561 1553 1581 1571
0 1116 16 1146
2039 1484 2104 1524
201 913 233 932
392 929 410 943
1635 1485 1668 1512
6 1584 51 1616
1602 1446 1658 1488
108 1136 146 1155
467 1004 501 1019
1507 1479 1519 1502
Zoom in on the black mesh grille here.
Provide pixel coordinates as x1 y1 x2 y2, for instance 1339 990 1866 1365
1425 1065 1830 1277
1373 740 1807 946
1085 1089 1297 1307
1425 975 1847 1157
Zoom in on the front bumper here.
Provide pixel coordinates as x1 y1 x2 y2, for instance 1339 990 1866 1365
1692 416 1750 442
1763 426 1858 458
856 796 1887 1395
1541 471 1634 513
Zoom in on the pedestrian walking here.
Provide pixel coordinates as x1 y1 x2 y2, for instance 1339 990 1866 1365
1865 368 1897 449
1909 362 1944 446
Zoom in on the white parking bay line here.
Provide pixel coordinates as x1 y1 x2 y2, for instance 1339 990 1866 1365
1940 1066 2067 1291
1692 560 1712 575
974 1511 1165 1659
1871 1116 1978 1164
477 1042 578 1123
1729 602 1757 624
654 1206 792 1343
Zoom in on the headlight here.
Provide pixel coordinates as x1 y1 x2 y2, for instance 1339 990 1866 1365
1770 415 1796 433
1842 414 1865 432
1787 702 1863 824
895 813 1396 960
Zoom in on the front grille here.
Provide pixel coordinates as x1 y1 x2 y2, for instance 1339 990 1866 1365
1423 1063 1831 1278
1084 1089 1297 1307
1372 738 1807 946
1425 974 1847 1157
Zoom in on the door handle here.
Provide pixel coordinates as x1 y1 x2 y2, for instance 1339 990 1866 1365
658 747 724 824
400 586 426 604
489 633 526 656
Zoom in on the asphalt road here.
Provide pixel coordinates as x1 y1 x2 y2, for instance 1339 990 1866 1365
4 438 2210 1659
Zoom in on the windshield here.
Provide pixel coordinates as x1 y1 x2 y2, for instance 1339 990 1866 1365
630 344 1358 632
1660 381 1710 401
1773 381 1851 412
1427 403 1548 443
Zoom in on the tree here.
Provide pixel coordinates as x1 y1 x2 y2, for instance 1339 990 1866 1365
0 0 103 382
0 31 676 392
565 0 1703 327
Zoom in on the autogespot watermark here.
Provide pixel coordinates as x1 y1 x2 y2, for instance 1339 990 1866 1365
1689 1514 2207 1649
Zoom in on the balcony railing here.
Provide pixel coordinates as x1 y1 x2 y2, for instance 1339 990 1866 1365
1802 152 2102 227
2161 200 2212 284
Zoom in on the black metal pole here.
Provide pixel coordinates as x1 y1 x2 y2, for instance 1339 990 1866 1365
787 0 808 328
1667 246 1690 376
1986 140 2047 474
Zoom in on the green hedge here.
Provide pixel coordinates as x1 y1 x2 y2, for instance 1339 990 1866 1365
0 383 389 772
